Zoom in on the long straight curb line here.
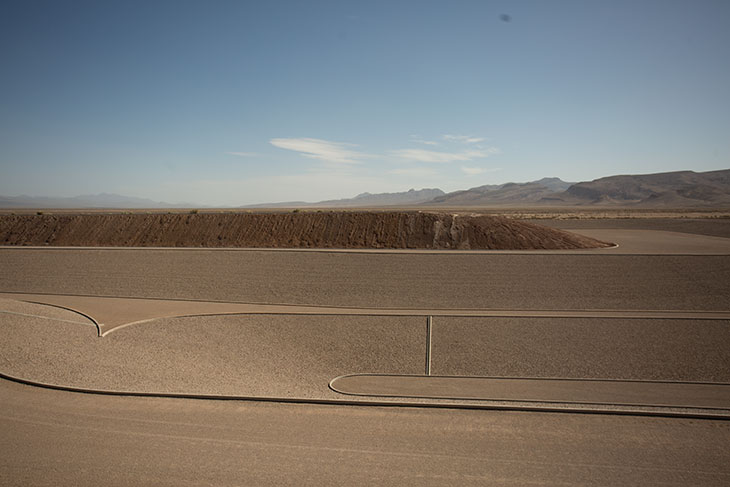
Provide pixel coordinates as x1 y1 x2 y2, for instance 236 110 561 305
1 371 729 421
5 294 730 338
5 243 730 256
3 248 730 256
0 245 622 255
4 292 730 319
43 309 730 338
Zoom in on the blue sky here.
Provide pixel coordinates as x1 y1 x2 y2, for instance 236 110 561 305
1 0 729 205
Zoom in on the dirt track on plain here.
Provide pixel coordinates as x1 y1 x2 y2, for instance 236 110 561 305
2 249 728 311
2 298 727 400
2 223 730 485
3 379 728 486
0 302 424 399
2 228 728 411
0 212 610 249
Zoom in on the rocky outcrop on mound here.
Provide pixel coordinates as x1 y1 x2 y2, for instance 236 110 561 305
0 212 611 250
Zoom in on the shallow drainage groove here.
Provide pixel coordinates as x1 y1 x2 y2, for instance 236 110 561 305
426 315 432 376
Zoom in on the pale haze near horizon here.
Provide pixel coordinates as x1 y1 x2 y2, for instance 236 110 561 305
1 0 729 206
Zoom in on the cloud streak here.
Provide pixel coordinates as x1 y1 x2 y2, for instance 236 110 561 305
443 134 485 144
270 137 368 164
225 152 258 157
409 135 439 146
391 147 499 163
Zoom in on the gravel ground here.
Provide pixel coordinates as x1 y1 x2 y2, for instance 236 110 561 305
0 298 97 326
3 379 729 486
431 316 730 382
0 311 425 398
2 304 728 414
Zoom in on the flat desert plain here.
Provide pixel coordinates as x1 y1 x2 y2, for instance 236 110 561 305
1 210 729 486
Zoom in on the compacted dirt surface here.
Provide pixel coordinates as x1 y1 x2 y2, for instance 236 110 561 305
0 211 610 250
1 218 729 485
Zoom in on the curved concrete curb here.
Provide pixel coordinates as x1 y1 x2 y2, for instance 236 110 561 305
1 370 728 421
22 300 101 337
6 292 730 339
329 373 730 410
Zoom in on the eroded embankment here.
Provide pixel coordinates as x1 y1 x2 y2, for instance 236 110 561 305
0 212 611 249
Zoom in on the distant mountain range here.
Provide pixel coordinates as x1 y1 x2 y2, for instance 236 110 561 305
244 188 445 208
0 193 198 209
426 170 730 207
1 169 728 209
425 177 574 206
556 169 730 207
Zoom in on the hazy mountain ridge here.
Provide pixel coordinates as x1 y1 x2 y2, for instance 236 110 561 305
244 188 445 208
2 169 728 208
0 193 199 209
428 170 730 207
427 178 574 206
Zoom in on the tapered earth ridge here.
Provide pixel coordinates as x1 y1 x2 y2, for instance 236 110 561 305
0 212 612 250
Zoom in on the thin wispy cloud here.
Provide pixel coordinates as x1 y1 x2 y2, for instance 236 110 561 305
392 147 499 163
409 135 439 146
443 134 485 144
225 152 258 157
270 137 368 164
